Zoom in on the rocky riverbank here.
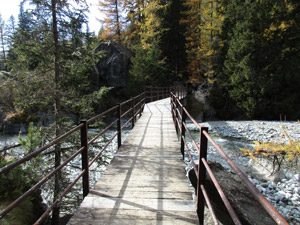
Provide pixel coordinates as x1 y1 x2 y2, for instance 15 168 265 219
186 120 300 225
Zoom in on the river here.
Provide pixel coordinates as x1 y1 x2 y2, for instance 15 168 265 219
1 120 299 224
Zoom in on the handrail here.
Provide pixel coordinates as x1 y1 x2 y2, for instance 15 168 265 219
0 86 177 224
170 92 289 225
0 123 84 174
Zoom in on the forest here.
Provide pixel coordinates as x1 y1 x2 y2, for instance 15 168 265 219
0 0 299 123
0 0 299 224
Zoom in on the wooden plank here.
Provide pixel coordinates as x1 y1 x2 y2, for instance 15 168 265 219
68 98 199 225
88 190 194 199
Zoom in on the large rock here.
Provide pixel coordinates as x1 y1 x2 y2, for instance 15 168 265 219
94 41 130 87
188 162 275 225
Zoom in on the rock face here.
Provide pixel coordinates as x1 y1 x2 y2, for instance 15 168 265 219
188 162 275 225
94 41 130 87
190 82 216 121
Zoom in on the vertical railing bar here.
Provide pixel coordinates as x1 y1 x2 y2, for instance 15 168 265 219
80 120 89 197
131 97 135 128
197 126 208 224
179 86 181 99
143 91 146 112
180 106 186 158
175 98 179 136
139 93 142 117
151 86 153 102
143 86 146 103
117 104 121 148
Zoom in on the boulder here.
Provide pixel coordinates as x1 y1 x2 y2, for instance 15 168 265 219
94 41 130 87
188 162 275 225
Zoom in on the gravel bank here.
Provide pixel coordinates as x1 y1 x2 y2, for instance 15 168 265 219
186 120 300 224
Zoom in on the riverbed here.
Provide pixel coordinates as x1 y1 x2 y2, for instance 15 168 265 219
1 120 299 224
186 120 300 225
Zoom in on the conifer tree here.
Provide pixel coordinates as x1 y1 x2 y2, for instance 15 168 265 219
211 0 300 119
159 0 188 81
183 0 223 83
129 0 168 86
1 1 110 223
122 0 146 48
98 0 124 43
0 14 6 71
182 0 203 82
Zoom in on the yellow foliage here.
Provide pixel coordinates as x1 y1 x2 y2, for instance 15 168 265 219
183 0 224 82
240 122 300 173
138 1 166 50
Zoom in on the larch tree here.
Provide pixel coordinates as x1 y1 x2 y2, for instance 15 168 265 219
182 0 202 82
129 0 168 87
182 0 223 83
98 0 124 43
198 0 223 82
122 0 147 48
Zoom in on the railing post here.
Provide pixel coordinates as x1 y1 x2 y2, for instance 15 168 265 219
157 87 159 100
171 94 174 121
165 87 167 98
180 86 183 99
117 104 121 148
197 127 208 224
142 91 145 112
131 98 135 128
80 120 89 197
179 86 181 99
139 94 142 117
151 86 153 102
175 98 179 136
143 86 146 104
180 106 186 158
185 82 188 97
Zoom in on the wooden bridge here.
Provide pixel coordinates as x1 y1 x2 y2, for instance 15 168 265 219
68 98 199 224
0 86 288 225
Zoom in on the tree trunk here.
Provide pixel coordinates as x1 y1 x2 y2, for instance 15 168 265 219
115 0 121 43
0 22 7 71
51 0 62 224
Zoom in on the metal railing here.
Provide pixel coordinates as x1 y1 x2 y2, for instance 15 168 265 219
0 86 180 224
170 92 289 225
1 85 284 225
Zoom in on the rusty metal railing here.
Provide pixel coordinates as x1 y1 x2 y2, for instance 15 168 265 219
0 86 179 224
171 92 289 225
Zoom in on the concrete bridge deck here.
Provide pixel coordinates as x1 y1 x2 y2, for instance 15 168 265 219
68 98 199 224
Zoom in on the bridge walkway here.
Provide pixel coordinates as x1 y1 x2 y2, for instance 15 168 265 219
68 98 199 224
